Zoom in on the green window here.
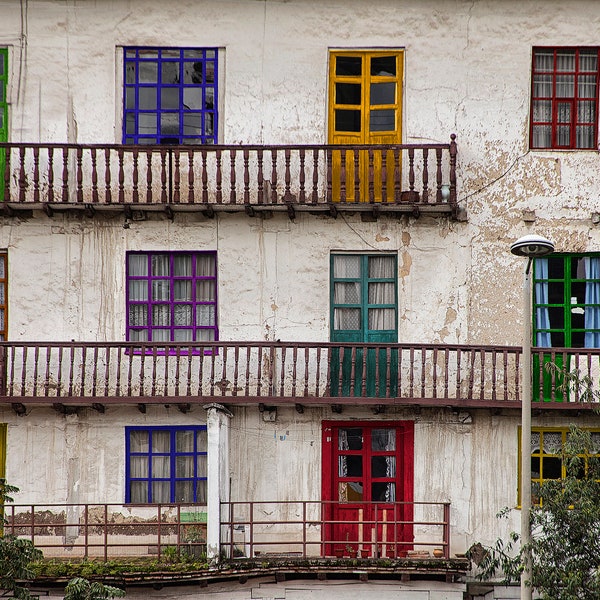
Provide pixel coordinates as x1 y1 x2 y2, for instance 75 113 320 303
0 49 7 202
330 254 398 397
533 254 600 348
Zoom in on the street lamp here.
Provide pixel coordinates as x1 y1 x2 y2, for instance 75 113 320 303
510 234 555 600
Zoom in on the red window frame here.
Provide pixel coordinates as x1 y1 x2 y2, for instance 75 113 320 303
530 47 600 150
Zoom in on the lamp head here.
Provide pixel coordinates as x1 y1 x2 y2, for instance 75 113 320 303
510 234 555 257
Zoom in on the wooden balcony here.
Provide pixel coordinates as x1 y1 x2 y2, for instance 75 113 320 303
0 137 458 218
0 342 597 412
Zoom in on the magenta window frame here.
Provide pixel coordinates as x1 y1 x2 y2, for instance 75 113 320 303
126 251 218 353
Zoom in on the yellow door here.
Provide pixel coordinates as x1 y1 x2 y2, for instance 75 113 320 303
328 51 403 203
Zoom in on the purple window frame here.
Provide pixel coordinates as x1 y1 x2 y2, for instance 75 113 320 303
126 251 218 352
123 46 218 145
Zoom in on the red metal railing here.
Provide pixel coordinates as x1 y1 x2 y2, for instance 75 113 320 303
221 500 451 560
3 501 450 561
0 342 597 408
0 139 457 211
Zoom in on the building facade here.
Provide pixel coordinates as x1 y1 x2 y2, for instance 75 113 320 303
1 1 600 598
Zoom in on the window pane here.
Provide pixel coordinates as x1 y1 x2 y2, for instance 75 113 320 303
532 125 552 148
129 280 148 301
369 256 395 278
335 109 361 132
336 83 361 105
372 428 395 451
176 430 194 452
152 456 170 477
369 307 395 330
580 50 598 72
176 456 194 477
533 100 552 122
197 254 215 276
372 482 395 502
130 456 148 476
130 430 149 452
371 56 396 76
368 282 395 304
336 56 362 76
129 304 148 326
196 305 215 326
197 429 207 451
174 281 192 301
372 456 395 477
534 50 554 72
197 455 207 478
152 281 170 301
370 82 395 105
161 61 179 84
139 62 158 83
334 307 360 330
196 480 207 503
130 481 148 503
369 109 395 131
152 481 170 503
334 255 360 278
340 428 362 450
129 254 148 276
338 481 363 502
334 282 360 304
175 481 194 503
196 280 215 301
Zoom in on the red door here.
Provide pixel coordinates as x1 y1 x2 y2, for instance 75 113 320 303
322 421 414 557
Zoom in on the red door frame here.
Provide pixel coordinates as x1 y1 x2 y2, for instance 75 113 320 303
321 420 414 556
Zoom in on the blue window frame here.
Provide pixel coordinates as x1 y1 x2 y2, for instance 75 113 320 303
126 251 218 344
123 47 218 145
126 426 208 503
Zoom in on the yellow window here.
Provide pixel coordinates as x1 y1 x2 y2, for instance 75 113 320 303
328 50 403 202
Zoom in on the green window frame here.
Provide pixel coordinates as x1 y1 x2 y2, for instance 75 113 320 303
519 427 600 505
533 254 600 348
0 49 7 203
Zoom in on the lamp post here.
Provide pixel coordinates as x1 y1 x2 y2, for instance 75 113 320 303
510 234 555 600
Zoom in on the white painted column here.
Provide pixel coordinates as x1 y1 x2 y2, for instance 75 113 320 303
204 403 233 564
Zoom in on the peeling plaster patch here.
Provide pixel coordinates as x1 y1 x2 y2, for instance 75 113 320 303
375 233 390 242
271 301 278 312
399 251 412 279
401 231 411 246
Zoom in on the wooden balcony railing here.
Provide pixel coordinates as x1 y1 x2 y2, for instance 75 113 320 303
0 341 597 410
0 138 458 216
4 500 451 561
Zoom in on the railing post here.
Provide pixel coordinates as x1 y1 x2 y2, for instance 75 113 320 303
443 502 450 559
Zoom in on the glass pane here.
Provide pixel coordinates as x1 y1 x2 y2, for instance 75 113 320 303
580 50 598 72
125 113 136 134
139 61 159 83
130 456 148 479
533 100 552 122
556 125 570 146
139 87 158 110
340 428 362 450
174 281 192 301
197 429 207 451
161 112 180 136
556 75 575 98
334 307 360 330
129 304 148 326
334 255 360 278
542 456 562 479
152 481 170 503
195 329 215 342
129 254 148 276
533 74 553 97
130 481 148 503
138 113 158 135
196 480 207 503
152 456 170 477
152 280 170 301
129 329 148 341
196 280 215 301
197 254 216 276
372 482 395 502
336 56 362 76
338 481 363 502
175 481 193 503
152 255 170 276
532 125 551 148
370 109 395 132
183 88 203 109
161 61 179 84
368 282 395 304
206 61 215 83
153 430 170 451
161 87 179 109
334 282 360 304
336 83 361 105
175 456 194 477
556 51 575 72
205 88 214 109
578 74 597 99
183 113 202 136
531 431 541 453
130 430 149 453
176 430 194 452
174 304 192 325
576 125 595 148
370 82 395 105
534 51 554 72
543 432 562 453
372 428 395 450
129 280 148 301
335 109 361 132
196 305 215 326
372 455 396 477
174 329 193 341
369 307 395 330
197 454 207 477
371 56 396 76
183 61 203 84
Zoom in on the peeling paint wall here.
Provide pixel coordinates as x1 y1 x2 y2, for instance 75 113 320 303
2 0 600 567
